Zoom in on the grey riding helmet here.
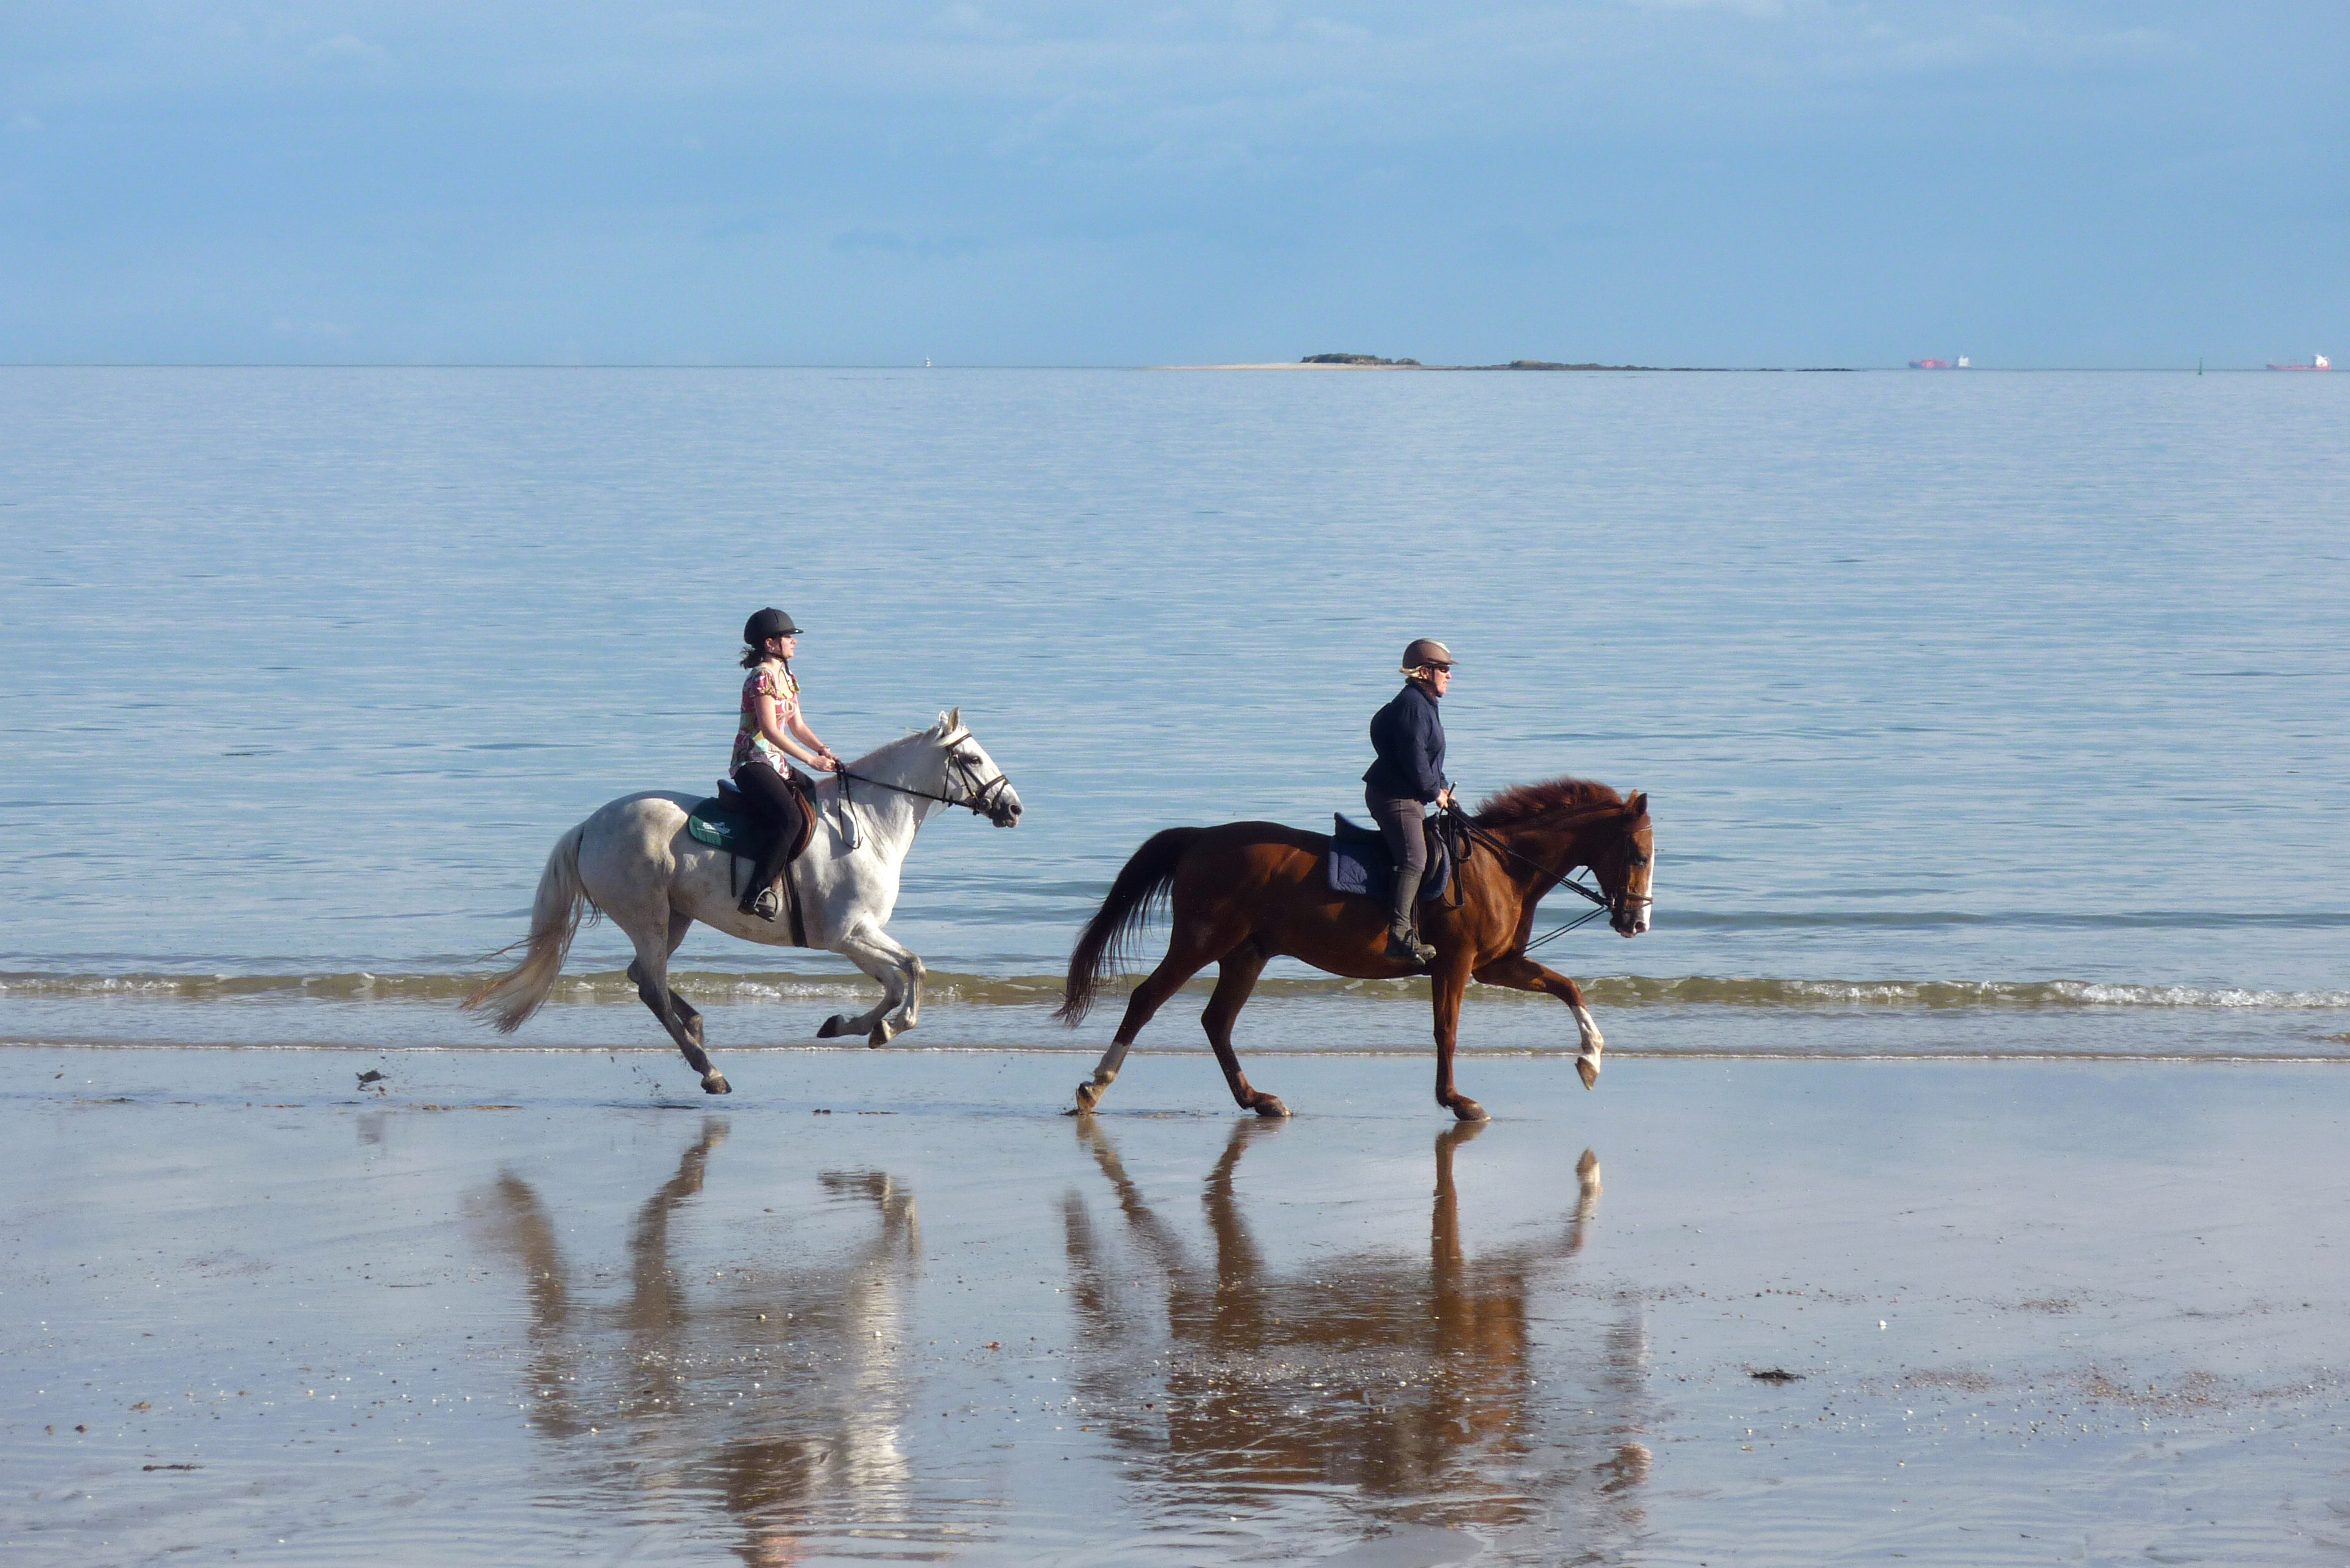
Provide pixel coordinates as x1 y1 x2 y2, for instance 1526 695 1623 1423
744 607 803 645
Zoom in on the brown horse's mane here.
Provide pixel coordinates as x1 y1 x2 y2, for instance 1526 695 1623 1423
1473 775 1624 826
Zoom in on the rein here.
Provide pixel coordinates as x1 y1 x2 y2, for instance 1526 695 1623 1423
833 730 1014 821
1444 801 1649 953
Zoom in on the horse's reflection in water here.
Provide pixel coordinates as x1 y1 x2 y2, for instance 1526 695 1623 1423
468 1119 929 1566
1064 1119 1650 1556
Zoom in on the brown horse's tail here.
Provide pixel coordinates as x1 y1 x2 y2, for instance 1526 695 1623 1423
462 824 594 1034
1054 827 1201 1026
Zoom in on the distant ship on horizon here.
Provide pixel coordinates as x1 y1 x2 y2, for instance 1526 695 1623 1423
2266 354 2330 371
1908 357 1969 369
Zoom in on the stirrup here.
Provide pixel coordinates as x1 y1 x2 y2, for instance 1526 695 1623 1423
1385 925 1436 967
747 885 782 921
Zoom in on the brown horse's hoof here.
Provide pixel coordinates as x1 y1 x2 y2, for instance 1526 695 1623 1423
1576 1057 1600 1091
1449 1098 1489 1122
1074 1081 1102 1113
1252 1096 1291 1119
701 1072 732 1096
868 1021 896 1048
816 1014 851 1038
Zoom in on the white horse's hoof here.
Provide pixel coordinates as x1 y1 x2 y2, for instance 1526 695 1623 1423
701 1072 732 1096
816 1014 850 1038
868 1022 896 1047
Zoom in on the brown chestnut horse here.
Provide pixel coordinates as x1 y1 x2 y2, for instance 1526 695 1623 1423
1055 778 1653 1121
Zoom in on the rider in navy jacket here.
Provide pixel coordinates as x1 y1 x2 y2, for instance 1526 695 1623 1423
1364 679 1447 803
1362 639 1457 967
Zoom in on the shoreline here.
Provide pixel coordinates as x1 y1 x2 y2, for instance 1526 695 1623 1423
12 1035 2350 1065
8 979 2344 1062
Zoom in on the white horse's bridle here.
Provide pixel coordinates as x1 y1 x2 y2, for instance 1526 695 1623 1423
835 728 1018 828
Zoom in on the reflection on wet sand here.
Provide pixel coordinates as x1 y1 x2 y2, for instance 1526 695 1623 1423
468 1119 959 1565
1064 1120 1649 1560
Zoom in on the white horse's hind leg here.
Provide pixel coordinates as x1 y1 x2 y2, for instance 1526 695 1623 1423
655 910 706 1054
817 926 923 1047
624 914 730 1094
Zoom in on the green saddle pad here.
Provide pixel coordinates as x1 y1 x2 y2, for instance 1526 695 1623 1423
685 798 767 855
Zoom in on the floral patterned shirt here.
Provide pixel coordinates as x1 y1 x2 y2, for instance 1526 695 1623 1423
732 660 802 775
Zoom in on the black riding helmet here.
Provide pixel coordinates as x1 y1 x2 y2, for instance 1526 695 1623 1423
743 607 802 646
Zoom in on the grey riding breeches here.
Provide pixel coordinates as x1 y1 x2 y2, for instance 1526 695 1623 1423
1365 790 1428 927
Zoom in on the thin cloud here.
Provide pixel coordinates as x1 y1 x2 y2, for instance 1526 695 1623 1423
306 34 388 65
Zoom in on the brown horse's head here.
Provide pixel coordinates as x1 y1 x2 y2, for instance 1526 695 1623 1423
1476 778 1653 938
1600 792 1653 937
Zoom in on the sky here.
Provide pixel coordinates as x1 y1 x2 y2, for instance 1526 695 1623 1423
1 2 2342 367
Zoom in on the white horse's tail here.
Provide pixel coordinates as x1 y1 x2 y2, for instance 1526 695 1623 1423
462 824 593 1034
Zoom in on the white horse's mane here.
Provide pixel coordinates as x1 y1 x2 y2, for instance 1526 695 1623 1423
839 712 958 778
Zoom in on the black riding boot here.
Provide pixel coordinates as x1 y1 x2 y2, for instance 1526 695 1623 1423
740 844 790 921
733 765 800 921
1385 868 1436 967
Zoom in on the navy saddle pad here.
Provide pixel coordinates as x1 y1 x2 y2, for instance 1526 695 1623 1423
1327 813 1454 904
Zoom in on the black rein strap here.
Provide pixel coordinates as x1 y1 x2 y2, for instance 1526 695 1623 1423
832 732 1010 819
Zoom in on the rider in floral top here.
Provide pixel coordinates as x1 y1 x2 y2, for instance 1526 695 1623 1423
731 608 838 920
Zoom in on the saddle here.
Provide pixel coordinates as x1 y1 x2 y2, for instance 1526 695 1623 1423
1327 813 1462 907
687 775 820 943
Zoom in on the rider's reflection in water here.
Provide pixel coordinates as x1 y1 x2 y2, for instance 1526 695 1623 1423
1064 1119 1650 1555
467 1119 932 1567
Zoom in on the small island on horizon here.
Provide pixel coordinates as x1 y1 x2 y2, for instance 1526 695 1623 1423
1301 352 1664 371
1159 353 1859 371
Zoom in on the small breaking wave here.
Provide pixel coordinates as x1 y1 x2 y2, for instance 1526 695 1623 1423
1586 976 2350 1010
2 970 2346 1011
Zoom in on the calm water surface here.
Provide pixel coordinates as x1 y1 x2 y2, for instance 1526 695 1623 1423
2 368 2344 1057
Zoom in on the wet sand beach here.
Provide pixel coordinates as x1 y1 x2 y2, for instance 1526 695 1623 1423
6 1047 2347 1565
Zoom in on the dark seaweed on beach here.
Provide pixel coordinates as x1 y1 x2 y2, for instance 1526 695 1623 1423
1749 1368 1803 1383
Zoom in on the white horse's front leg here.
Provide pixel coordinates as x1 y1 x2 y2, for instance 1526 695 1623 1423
817 926 923 1046
861 926 925 1041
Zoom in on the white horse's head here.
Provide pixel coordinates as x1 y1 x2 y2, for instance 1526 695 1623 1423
931 708 1023 828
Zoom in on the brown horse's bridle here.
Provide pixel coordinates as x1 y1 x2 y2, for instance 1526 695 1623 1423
1445 801 1652 952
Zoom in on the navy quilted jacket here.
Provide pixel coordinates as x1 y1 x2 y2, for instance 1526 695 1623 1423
1362 681 1447 803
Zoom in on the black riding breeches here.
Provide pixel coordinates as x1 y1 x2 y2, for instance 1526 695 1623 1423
733 763 802 898
1365 790 1428 929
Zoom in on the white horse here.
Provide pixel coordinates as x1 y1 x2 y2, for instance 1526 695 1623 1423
464 711 1021 1093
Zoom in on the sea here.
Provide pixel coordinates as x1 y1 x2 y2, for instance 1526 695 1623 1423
3 366 2344 1063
